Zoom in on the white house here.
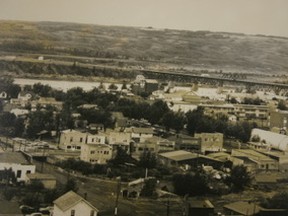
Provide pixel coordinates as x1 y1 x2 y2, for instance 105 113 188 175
53 191 99 216
107 131 131 152
10 108 29 117
0 152 36 183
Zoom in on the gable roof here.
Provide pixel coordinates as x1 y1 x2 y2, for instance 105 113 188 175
224 201 261 215
0 152 31 165
53 191 99 212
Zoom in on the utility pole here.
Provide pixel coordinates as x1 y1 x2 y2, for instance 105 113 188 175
114 176 121 216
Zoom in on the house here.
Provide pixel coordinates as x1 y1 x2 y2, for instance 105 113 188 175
231 149 279 171
224 201 261 216
26 173 57 189
0 152 36 183
53 190 99 216
185 199 214 216
80 143 112 164
194 133 223 153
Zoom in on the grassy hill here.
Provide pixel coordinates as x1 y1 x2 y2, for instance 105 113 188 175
0 20 288 75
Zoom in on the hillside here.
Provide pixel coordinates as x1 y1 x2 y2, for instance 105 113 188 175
0 20 288 75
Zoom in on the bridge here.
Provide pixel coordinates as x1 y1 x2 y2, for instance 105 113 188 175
140 69 288 91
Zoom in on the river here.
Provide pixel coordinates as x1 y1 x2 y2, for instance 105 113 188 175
14 78 128 92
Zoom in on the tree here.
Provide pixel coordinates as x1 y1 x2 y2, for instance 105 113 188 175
140 178 157 197
161 111 185 133
138 151 157 169
64 178 78 193
109 147 136 166
262 191 288 209
148 100 170 125
172 171 209 196
278 100 288 110
226 165 252 192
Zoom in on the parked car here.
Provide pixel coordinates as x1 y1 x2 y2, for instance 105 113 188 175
19 205 36 214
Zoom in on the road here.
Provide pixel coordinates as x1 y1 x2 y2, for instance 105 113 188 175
34 161 183 216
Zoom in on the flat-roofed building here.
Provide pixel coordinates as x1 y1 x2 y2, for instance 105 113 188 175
80 143 112 164
0 152 35 183
194 133 223 153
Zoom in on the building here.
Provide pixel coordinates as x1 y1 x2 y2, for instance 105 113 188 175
250 128 288 152
125 127 154 143
59 129 106 151
131 75 159 95
0 152 36 183
223 201 261 216
80 143 112 164
231 149 278 171
59 129 87 151
185 199 214 216
270 110 288 132
26 173 57 189
158 150 199 167
107 130 131 152
194 133 223 153
53 190 99 216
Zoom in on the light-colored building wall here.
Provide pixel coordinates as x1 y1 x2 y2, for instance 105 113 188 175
195 133 223 153
53 200 98 216
59 130 87 151
80 143 112 164
0 163 35 182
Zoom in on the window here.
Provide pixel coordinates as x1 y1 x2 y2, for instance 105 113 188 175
71 210 75 216
76 146 81 150
90 151 95 154
16 170 22 178
90 210 95 216
70 137 73 142
26 170 31 174
80 138 83 142
67 146 71 149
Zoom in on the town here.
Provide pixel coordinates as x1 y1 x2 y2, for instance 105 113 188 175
1 71 288 216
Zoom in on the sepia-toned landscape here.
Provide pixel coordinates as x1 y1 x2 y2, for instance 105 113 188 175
1 2 288 216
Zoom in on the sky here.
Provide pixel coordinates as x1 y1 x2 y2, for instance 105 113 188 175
0 0 288 37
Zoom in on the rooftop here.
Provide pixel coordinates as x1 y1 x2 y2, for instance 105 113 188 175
159 150 198 161
0 152 31 165
54 191 98 212
224 201 261 215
